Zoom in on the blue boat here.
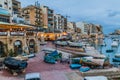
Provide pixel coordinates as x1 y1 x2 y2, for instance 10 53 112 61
106 49 114 53
79 66 90 72
113 58 120 62
44 50 62 64
70 64 81 69
4 57 28 70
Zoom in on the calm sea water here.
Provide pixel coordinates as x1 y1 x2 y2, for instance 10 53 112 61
95 36 120 64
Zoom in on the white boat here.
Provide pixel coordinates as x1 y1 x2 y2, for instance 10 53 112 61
100 42 106 46
55 41 68 46
115 53 120 58
84 76 108 80
111 41 118 47
67 41 82 47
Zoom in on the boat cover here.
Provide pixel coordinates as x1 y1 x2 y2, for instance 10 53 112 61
44 50 62 64
80 66 90 72
4 57 28 70
70 64 81 69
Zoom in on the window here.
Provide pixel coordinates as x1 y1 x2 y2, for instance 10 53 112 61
0 16 10 23
0 4 2 7
4 2 7 5
9 7 11 10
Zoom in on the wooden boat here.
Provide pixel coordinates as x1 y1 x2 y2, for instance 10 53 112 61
70 64 81 69
106 49 114 53
55 41 68 46
115 54 120 58
84 76 108 80
100 42 106 46
80 58 104 67
68 41 82 47
4 57 28 70
112 58 120 62
111 41 118 47
79 66 90 72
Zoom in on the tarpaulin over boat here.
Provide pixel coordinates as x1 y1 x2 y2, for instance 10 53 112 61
79 66 90 72
80 57 105 66
44 50 62 64
4 57 28 70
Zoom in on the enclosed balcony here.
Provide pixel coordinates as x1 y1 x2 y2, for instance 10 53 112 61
10 32 24 36
0 32 8 36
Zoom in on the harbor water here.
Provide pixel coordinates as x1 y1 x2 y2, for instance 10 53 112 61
95 36 120 64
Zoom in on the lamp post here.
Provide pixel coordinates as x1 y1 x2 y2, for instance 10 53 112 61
55 35 57 50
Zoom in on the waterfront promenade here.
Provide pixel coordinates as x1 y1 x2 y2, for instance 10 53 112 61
0 41 120 80
0 42 83 80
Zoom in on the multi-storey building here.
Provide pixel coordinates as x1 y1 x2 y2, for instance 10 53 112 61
54 14 67 32
0 5 40 57
0 0 12 16
0 8 10 23
54 14 62 31
88 24 103 35
0 0 27 24
22 5 42 27
64 17 67 31
12 0 21 15
41 6 54 32
76 22 89 35
67 22 76 33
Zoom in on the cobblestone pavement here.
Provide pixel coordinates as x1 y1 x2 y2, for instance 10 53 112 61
0 42 83 80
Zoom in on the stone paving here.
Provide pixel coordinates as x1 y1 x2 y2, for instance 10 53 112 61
0 42 83 80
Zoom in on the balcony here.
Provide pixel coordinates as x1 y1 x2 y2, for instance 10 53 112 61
48 21 53 23
35 15 40 18
48 13 53 16
0 32 8 36
48 16 53 20
10 32 24 36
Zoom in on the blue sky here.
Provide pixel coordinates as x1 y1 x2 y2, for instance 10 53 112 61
19 0 120 34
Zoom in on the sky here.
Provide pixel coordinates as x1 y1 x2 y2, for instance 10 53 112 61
19 0 120 34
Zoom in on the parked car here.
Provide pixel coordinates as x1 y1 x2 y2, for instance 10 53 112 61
25 72 41 80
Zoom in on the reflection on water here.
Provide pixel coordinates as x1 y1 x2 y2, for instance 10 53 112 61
94 36 120 64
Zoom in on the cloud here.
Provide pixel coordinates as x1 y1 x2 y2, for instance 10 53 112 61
107 10 120 17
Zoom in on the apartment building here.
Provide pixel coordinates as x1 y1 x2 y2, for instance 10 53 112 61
67 22 76 33
41 6 54 32
22 5 42 26
12 0 21 15
0 8 10 23
76 22 89 35
89 24 103 35
54 14 68 32
0 0 12 16
54 14 63 31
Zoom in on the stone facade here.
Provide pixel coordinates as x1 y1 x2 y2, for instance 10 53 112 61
0 23 40 57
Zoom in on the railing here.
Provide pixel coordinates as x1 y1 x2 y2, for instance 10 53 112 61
0 32 8 36
10 32 24 36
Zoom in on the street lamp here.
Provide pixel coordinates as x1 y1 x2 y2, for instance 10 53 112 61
55 35 58 50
